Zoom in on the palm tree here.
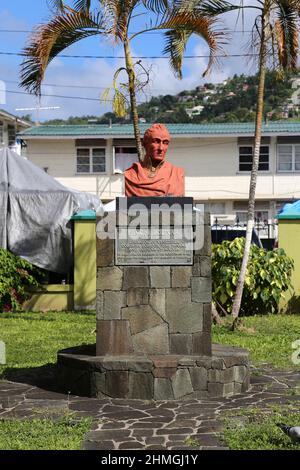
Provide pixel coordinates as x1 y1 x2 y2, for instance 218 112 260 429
207 0 300 328
20 0 227 161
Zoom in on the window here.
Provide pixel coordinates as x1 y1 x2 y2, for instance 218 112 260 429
114 146 138 173
7 124 16 147
239 146 269 172
76 148 106 174
0 121 3 144
277 144 300 172
207 202 226 214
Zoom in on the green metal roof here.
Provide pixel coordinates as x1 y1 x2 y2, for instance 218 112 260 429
18 121 300 138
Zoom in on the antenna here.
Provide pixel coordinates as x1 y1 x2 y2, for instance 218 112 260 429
15 106 61 125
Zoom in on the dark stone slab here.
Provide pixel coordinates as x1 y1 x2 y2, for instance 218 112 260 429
106 371 129 398
128 372 153 400
192 332 212 356
127 288 149 306
123 266 149 289
96 237 114 267
170 334 192 355
203 304 212 333
119 441 145 450
83 440 115 450
96 320 133 355
153 367 177 378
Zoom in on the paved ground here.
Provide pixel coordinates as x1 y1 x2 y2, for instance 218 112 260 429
0 366 300 450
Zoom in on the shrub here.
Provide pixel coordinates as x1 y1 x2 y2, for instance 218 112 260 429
212 238 294 315
0 249 42 312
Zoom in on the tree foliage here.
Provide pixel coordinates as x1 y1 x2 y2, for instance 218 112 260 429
212 238 294 316
0 249 42 312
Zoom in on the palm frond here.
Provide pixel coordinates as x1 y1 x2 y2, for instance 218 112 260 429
113 89 127 117
275 0 299 71
159 10 226 77
20 9 105 95
46 0 65 13
100 0 134 41
141 0 171 14
175 0 238 16
164 28 193 78
73 0 91 12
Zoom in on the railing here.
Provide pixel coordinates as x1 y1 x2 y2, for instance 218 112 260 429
212 219 278 250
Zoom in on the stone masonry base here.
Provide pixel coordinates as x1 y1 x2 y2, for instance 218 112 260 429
57 343 250 400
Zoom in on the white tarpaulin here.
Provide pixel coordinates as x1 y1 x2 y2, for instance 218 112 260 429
0 147 103 273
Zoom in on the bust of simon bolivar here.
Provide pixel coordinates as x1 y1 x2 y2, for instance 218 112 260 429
124 124 185 197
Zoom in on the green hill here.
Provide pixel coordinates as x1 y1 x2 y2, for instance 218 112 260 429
42 70 300 125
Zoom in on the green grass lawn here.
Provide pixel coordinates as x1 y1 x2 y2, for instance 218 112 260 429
0 312 300 374
0 311 95 376
0 311 95 450
0 413 92 450
221 404 300 450
0 311 300 450
213 314 300 369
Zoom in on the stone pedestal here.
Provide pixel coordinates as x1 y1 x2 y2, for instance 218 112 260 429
57 197 250 399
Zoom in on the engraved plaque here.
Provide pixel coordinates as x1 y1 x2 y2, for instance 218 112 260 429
115 227 193 265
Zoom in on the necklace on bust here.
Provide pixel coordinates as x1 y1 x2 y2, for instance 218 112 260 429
147 160 164 178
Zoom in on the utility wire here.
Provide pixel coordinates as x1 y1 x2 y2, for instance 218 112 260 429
0 50 259 59
5 89 144 103
0 28 253 34
1 79 173 93
4 79 107 90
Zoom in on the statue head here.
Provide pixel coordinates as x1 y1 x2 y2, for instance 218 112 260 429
143 124 170 164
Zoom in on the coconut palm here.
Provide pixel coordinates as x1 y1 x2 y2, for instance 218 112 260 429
20 0 228 161
205 0 300 327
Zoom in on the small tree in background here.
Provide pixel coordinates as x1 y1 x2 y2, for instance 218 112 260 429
212 238 294 317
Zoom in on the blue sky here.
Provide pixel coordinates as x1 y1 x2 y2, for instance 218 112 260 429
0 0 259 121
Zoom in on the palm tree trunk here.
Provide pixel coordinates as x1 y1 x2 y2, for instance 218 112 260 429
231 13 268 329
124 39 143 162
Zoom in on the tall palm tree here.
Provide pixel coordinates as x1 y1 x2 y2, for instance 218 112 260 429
207 0 300 327
20 0 227 161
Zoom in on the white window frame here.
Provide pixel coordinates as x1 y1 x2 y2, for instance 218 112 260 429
76 147 106 175
113 145 138 174
238 145 270 173
277 144 300 173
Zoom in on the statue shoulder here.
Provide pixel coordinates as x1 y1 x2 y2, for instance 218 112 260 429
165 161 184 176
124 161 142 175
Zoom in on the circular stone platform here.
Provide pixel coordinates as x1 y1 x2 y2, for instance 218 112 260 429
57 344 250 400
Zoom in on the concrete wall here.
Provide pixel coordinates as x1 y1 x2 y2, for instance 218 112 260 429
23 214 97 312
25 136 300 221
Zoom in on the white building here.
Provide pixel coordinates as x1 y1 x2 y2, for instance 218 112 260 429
0 110 31 154
18 121 300 226
186 105 204 118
